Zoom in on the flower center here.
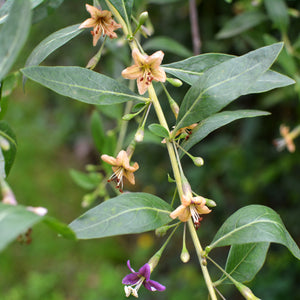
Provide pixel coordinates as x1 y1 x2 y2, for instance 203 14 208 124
190 204 203 229
107 167 124 192
139 66 154 86
124 276 145 298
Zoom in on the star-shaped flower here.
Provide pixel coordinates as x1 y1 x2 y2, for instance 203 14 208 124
101 150 139 192
170 192 211 228
122 260 166 298
273 124 298 153
79 4 122 46
122 48 166 95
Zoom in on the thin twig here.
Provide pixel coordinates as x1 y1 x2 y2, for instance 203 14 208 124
189 0 202 55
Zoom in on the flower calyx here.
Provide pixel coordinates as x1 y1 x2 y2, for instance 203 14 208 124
101 150 139 192
79 4 122 46
122 48 166 95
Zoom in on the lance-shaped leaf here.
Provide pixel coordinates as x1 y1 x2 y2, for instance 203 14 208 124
0 203 43 252
216 11 267 39
105 0 133 28
25 24 84 68
215 242 270 285
175 43 283 131
69 192 172 239
0 121 17 178
207 205 300 260
43 216 76 240
0 0 31 82
21 66 147 105
179 110 270 158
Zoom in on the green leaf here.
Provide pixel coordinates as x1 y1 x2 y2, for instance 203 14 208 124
143 36 193 58
264 0 289 33
215 242 270 285
163 54 294 93
0 203 43 252
104 0 133 27
25 24 83 68
179 110 270 157
21 66 147 105
175 43 283 132
0 121 17 178
0 0 31 82
162 53 234 85
69 169 100 190
208 205 300 260
246 70 295 94
216 11 267 39
43 216 77 240
69 192 172 239
148 124 170 138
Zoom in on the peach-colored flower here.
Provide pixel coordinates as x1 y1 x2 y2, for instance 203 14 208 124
122 48 166 95
170 192 211 228
101 150 139 192
79 4 122 46
273 124 298 153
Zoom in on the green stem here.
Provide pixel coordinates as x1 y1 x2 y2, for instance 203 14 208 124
188 219 218 300
148 84 183 197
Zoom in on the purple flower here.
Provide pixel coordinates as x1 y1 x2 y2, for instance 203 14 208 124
122 260 166 297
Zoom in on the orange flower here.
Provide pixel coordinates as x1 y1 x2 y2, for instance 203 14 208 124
101 150 139 192
170 192 211 228
273 124 296 153
122 48 166 95
79 4 122 46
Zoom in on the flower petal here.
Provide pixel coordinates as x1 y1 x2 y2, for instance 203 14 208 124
85 4 99 19
138 263 151 281
147 50 164 68
116 150 130 168
122 65 142 80
137 79 149 95
151 67 166 83
127 260 135 273
101 154 117 166
79 18 97 29
123 170 136 185
170 205 188 220
144 279 166 292
122 273 140 285
132 48 146 66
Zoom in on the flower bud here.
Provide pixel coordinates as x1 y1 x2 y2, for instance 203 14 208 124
166 77 183 87
27 206 48 216
205 198 217 208
193 156 204 167
155 225 169 237
180 247 190 263
0 137 10 151
235 282 261 300
138 11 148 26
122 113 136 121
135 128 144 142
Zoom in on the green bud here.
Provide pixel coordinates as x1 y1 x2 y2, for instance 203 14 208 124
135 128 144 142
0 137 10 151
155 225 169 237
205 198 217 208
167 174 176 183
166 77 183 87
180 248 190 263
235 282 261 300
193 157 204 167
122 113 136 121
138 11 148 26
81 193 96 208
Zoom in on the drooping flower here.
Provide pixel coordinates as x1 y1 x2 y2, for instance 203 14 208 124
101 150 139 192
79 4 122 46
170 192 211 229
273 124 300 153
122 260 165 298
122 48 166 95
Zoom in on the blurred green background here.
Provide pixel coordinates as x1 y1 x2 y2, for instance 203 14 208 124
1 0 300 299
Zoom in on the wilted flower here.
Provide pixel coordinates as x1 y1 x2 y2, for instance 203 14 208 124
170 192 211 228
122 260 165 298
79 4 122 46
122 48 166 95
101 150 139 192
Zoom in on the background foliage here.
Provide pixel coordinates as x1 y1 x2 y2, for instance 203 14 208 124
1 0 300 299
